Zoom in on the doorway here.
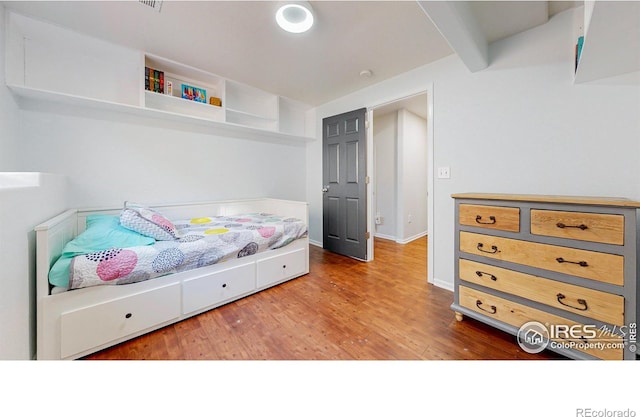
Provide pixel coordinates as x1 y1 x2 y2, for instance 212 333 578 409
319 87 434 284
371 93 429 245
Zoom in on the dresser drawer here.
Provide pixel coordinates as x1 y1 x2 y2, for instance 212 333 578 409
256 247 306 289
459 204 520 232
60 283 181 358
459 259 624 325
531 209 624 245
458 286 623 360
182 262 255 315
459 231 624 285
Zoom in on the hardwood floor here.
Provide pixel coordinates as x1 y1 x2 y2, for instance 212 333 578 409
85 237 562 360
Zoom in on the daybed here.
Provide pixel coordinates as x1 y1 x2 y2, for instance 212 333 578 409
35 198 309 360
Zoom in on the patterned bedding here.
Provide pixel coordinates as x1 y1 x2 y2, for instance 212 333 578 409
68 213 307 290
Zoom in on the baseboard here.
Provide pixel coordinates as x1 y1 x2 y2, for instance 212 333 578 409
395 231 427 245
373 233 396 241
309 239 323 248
433 278 454 292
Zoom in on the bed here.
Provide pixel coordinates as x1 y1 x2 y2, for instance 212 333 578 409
35 198 309 360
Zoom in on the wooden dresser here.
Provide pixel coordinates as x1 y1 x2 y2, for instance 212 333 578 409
451 193 640 360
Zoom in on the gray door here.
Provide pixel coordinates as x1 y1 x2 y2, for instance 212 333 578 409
322 108 367 260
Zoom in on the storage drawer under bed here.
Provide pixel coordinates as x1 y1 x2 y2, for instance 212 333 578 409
60 282 181 359
256 247 307 289
182 262 256 315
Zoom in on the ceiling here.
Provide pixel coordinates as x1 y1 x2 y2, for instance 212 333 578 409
2 1 579 108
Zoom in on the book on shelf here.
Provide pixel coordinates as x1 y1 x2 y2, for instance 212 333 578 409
181 84 207 103
144 66 165 94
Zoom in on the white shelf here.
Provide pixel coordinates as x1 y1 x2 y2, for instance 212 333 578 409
5 11 315 146
144 90 224 122
225 80 278 121
8 84 313 146
279 97 310 137
574 2 640 83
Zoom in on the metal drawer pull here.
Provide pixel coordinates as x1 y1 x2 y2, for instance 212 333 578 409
477 243 499 254
475 215 496 225
556 222 588 230
125 313 132 319
475 300 497 314
555 257 588 267
475 270 497 281
557 293 588 311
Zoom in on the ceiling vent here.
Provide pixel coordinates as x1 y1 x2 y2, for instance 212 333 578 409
139 0 163 13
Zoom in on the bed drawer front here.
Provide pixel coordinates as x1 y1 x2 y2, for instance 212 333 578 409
459 259 624 326
182 262 255 315
60 283 181 358
459 231 624 285
459 286 623 360
257 247 306 289
530 209 624 245
459 204 520 232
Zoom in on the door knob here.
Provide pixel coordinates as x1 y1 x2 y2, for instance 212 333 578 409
322 185 330 193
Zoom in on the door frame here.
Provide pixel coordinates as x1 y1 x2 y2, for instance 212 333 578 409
367 83 434 283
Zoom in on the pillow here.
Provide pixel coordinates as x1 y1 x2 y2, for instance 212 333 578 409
48 215 156 288
119 202 180 241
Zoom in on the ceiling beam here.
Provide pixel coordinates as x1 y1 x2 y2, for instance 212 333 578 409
417 1 489 72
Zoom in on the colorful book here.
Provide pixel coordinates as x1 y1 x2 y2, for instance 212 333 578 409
153 70 159 93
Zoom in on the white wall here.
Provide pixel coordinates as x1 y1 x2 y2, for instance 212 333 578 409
0 5 20 170
373 111 397 239
397 109 428 243
0 173 67 359
0 6 68 359
373 109 428 243
307 8 640 290
18 111 307 209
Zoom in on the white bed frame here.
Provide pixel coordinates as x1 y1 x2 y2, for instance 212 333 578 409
35 198 309 360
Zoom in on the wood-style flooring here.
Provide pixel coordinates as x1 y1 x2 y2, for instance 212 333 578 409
84 237 562 360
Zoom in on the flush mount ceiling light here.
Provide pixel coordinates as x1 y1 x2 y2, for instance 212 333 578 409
276 2 314 34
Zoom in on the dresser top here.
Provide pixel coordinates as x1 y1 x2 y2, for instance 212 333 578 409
451 193 640 208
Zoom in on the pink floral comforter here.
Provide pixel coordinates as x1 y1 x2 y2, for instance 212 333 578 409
69 213 307 290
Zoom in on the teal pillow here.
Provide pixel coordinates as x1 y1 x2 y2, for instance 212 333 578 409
48 215 155 288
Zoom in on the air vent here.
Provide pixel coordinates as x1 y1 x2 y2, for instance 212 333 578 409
139 0 163 12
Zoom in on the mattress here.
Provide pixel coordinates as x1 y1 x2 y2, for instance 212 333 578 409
51 212 307 291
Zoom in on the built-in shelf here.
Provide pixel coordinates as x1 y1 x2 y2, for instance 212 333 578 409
573 2 640 83
144 90 225 122
5 11 315 146
8 84 313 146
